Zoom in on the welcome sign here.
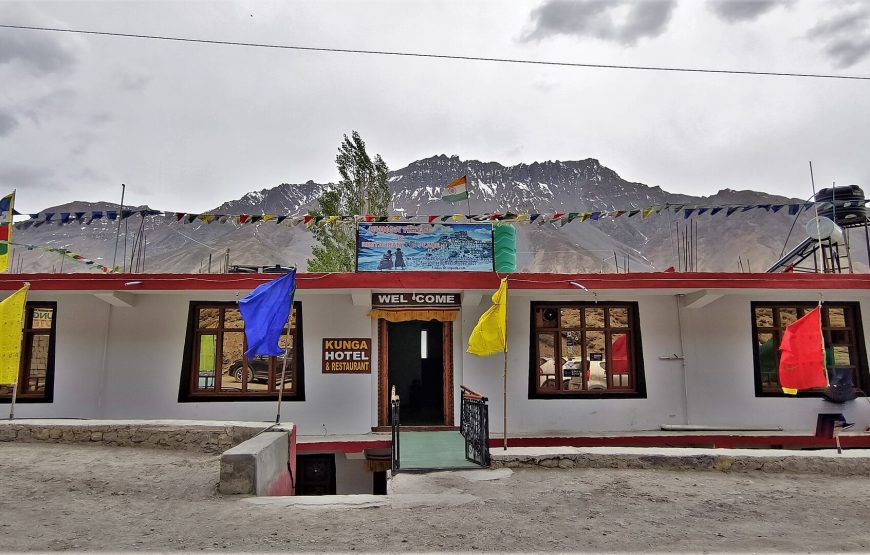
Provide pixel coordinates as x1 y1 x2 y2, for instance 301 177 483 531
356 222 494 272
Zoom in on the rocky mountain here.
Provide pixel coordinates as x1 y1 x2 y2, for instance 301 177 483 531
10 155 847 274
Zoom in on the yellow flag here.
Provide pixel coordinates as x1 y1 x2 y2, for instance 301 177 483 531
467 278 508 356
0 284 28 384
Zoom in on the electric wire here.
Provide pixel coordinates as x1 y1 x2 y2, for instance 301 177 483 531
1 23 869 81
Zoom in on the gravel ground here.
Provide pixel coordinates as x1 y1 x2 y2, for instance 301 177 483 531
1 443 869 552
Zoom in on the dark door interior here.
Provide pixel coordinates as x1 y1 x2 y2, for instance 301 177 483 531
295 454 336 495
388 320 444 425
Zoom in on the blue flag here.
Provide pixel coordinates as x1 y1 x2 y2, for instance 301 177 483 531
238 270 296 359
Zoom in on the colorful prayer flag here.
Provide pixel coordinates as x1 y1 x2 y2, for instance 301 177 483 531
442 176 469 203
238 270 296 359
467 278 508 356
0 284 28 384
0 193 13 273
778 306 828 394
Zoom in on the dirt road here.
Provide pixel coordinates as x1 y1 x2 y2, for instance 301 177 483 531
1 443 868 552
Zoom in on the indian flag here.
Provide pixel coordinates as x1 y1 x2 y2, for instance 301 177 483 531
0 193 13 273
442 176 469 203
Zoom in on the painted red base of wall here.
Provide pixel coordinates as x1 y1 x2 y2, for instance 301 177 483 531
267 426 297 496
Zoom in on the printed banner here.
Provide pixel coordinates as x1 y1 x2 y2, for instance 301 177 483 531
322 338 372 374
357 222 494 272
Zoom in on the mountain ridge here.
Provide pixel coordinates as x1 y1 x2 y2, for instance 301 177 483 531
11 155 823 274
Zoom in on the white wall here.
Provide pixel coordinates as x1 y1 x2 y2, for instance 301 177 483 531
11 293 110 419
12 286 870 436
460 294 689 434
99 292 375 435
681 292 870 431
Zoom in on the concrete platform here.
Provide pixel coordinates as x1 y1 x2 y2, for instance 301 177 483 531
491 446 870 475
0 419 290 453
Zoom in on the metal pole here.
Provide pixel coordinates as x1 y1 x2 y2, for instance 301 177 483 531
8 383 16 420
275 319 294 424
112 184 125 272
502 350 507 450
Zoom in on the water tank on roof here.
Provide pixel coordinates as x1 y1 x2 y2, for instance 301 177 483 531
814 185 866 226
805 216 844 244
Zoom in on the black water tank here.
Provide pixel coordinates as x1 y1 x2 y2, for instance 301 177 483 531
815 185 866 225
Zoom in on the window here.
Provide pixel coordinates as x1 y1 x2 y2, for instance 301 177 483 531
751 302 868 396
179 301 304 401
529 302 645 398
0 302 57 403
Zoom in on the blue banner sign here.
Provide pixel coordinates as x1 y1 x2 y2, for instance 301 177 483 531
357 222 494 272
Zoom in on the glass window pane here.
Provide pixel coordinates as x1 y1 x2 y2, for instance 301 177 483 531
196 335 217 391
31 307 53 329
246 356 270 391
222 331 245 391
755 307 773 328
828 308 846 328
289 307 297 329
538 307 558 328
609 308 629 328
833 346 851 367
610 333 629 388
559 308 581 328
27 335 49 392
561 332 583 390
537 333 556 390
779 308 799 327
224 308 244 329
198 308 219 329
757 332 777 387
586 331 607 389
585 308 605 329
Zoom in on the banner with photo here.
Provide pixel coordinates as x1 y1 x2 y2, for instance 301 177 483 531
356 222 494 272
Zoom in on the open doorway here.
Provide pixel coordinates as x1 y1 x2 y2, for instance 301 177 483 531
378 319 454 427
388 320 444 425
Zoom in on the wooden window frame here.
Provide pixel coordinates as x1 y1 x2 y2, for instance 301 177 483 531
528 301 646 399
178 301 305 402
0 302 58 404
751 301 869 397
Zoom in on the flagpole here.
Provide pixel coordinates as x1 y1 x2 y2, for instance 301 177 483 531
502 350 508 450
8 383 16 420
8 281 28 420
275 314 294 425
503 280 508 451
465 175 472 216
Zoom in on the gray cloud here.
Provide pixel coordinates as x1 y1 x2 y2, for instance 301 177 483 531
707 0 793 23
524 0 676 45
117 71 151 92
20 88 78 125
0 109 19 137
0 164 62 192
0 28 77 74
808 7 870 68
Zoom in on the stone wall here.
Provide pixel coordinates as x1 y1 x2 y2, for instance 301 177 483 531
0 421 279 453
492 448 870 476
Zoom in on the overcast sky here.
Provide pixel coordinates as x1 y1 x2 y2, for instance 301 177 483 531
1 0 869 214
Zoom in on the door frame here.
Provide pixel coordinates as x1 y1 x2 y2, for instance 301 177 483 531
377 318 454 427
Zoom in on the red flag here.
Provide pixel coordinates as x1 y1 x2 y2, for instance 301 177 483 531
778 306 828 393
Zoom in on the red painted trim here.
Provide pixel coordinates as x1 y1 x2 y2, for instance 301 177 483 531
2 271 870 292
296 440 390 453
490 435 870 449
